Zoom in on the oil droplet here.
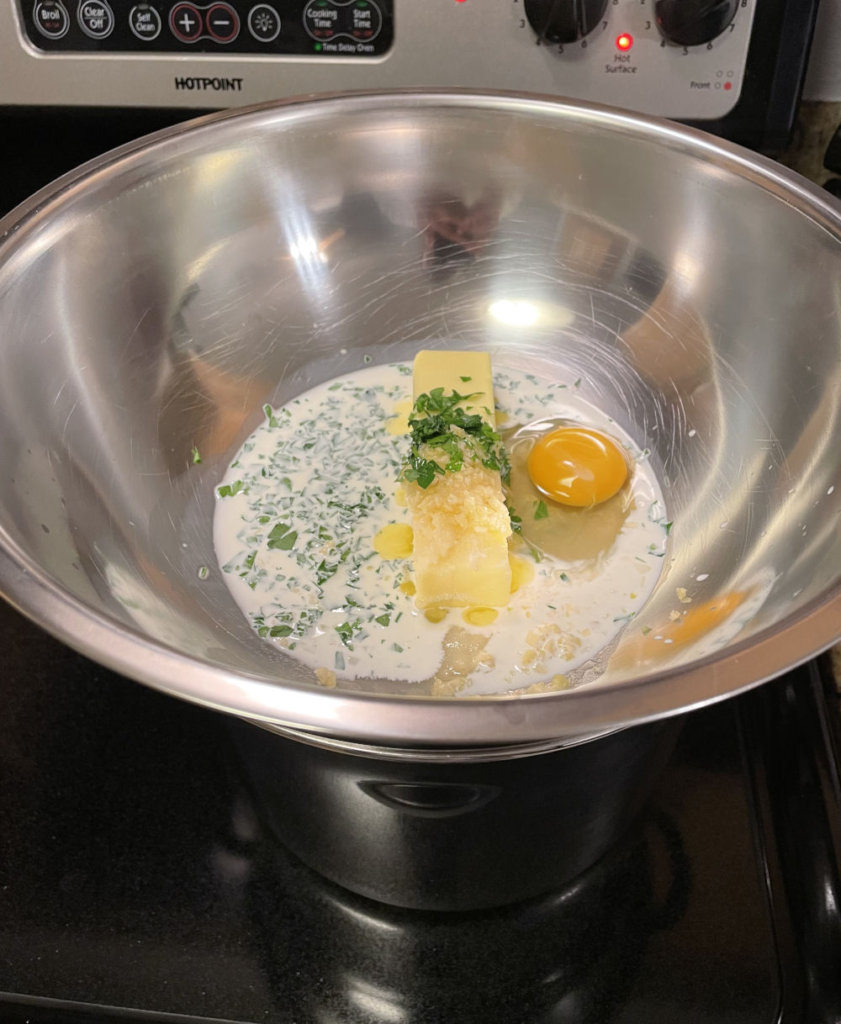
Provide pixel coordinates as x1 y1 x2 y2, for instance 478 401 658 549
510 554 536 593
386 399 413 436
463 607 499 626
399 580 416 596
425 607 448 623
372 522 413 559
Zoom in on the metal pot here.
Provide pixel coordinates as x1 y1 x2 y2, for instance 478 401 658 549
228 713 680 910
0 91 840 753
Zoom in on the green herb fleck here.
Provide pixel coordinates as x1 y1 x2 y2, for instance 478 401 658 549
269 624 293 638
459 375 472 382
534 499 549 520
217 480 245 498
375 613 391 627
335 619 361 648
507 503 523 534
267 522 298 551
264 404 280 428
663 521 673 535
191 445 202 464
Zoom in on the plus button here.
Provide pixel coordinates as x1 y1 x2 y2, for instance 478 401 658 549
169 2 203 40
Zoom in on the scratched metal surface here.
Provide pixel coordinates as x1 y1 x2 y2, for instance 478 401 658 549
0 92 840 748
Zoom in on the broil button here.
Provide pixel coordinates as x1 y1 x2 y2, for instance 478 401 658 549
33 0 70 39
77 0 114 38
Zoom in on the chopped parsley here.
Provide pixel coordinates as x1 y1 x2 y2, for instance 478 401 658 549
267 522 298 551
534 499 549 520
401 387 510 489
217 480 245 498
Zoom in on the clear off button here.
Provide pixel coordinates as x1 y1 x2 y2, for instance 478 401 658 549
77 0 114 37
33 0 70 39
129 4 162 40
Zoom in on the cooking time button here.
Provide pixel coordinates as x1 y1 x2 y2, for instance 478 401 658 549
33 0 70 39
77 0 114 38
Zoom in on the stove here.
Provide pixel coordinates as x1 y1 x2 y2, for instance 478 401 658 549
2 2 841 1021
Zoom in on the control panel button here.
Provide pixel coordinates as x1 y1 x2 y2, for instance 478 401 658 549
247 3 280 42
169 1 202 41
77 0 114 38
33 0 70 39
303 0 382 43
304 0 337 40
129 4 162 41
349 0 381 41
206 2 239 42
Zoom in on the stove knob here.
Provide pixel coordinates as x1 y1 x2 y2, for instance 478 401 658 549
524 0 610 45
654 0 739 47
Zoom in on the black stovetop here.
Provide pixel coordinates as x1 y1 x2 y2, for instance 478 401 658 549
1 590 840 1024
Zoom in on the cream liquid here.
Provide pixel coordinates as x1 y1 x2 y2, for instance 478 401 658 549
213 362 670 695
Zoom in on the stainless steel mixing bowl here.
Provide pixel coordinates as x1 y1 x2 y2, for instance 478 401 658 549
0 91 839 752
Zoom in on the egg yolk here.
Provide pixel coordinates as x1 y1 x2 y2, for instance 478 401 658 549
527 427 628 507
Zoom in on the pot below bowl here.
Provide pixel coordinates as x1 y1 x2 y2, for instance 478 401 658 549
227 716 682 911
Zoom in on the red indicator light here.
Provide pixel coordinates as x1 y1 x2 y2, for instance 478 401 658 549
616 32 633 51
724 81 732 91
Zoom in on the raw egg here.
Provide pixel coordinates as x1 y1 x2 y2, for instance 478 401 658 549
527 426 628 507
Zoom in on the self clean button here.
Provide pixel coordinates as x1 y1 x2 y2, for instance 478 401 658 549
33 0 70 39
129 4 162 40
77 0 114 38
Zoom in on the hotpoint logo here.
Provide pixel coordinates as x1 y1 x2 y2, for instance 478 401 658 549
174 76 244 91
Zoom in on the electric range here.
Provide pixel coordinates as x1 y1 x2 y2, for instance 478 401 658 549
2 2 841 1020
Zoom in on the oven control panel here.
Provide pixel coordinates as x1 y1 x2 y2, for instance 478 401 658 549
0 0 766 116
22 0 394 55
